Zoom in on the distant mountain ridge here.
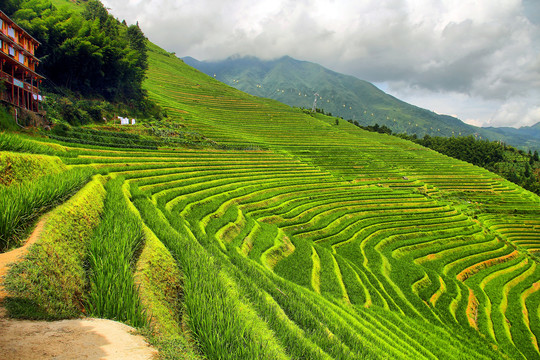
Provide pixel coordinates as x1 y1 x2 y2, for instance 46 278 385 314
184 55 540 150
481 122 540 150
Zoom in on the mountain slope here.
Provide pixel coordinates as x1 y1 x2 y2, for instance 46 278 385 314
3 2 540 358
182 55 476 136
482 122 540 150
184 55 540 150
144 43 540 359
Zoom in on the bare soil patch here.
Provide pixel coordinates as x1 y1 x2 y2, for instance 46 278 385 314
0 215 157 359
0 318 157 360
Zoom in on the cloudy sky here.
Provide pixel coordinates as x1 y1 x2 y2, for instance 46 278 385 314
103 0 540 128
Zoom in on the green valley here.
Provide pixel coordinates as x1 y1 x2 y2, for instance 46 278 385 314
1 2 539 360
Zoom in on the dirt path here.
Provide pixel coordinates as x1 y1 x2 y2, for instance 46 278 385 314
0 215 158 359
0 214 50 312
0 318 158 360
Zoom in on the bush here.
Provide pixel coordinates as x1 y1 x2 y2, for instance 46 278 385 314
57 98 91 125
51 123 71 137
0 105 18 131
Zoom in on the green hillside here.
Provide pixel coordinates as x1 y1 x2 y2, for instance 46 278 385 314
1 6 540 360
183 55 475 137
184 55 540 151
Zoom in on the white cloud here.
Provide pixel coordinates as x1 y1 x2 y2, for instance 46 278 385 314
103 0 540 128
489 99 540 127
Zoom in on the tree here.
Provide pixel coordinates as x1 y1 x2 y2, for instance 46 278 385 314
82 0 109 23
524 163 531 178
2 0 21 16
14 0 150 104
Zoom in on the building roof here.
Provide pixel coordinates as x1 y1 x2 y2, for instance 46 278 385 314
0 10 41 46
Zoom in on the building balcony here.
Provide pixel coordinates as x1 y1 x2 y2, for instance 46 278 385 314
0 70 40 96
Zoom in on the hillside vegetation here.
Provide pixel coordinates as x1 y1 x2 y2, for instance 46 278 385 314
184 55 540 151
2 0 164 129
1 7 540 360
183 55 476 138
350 123 540 195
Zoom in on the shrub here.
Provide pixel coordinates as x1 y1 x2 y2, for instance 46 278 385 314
0 105 18 131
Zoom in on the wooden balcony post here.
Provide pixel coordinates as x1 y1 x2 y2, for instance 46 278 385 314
37 78 39 112
11 65 14 104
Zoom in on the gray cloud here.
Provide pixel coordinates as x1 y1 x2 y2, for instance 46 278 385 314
103 0 540 128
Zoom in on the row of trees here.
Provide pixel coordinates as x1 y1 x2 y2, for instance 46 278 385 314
7 0 154 112
347 120 393 135
414 135 505 168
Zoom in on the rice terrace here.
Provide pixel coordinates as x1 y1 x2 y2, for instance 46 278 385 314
1 0 540 359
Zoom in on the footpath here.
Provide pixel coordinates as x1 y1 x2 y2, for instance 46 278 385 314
0 215 157 360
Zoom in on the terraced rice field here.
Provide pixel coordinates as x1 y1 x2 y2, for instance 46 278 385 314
57 139 538 358
141 45 540 358
4 43 539 359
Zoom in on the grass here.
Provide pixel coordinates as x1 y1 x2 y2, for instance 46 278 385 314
0 132 68 156
0 151 66 186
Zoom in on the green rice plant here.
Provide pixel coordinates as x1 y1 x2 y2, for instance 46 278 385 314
131 187 288 360
245 222 277 261
0 166 95 250
334 255 369 306
86 176 146 327
0 132 67 156
3 176 106 319
503 263 539 359
316 244 348 301
48 134 158 150
134 223 184 337
524 289 540 356
0 151 66 186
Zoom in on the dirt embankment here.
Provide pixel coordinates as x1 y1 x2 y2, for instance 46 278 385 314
0 215 158 360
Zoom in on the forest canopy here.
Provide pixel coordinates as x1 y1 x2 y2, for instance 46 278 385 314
6 0 149 106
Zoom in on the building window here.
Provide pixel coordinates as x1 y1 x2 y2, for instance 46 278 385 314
8 27 15 38
8 46 15 56
18 53 25 64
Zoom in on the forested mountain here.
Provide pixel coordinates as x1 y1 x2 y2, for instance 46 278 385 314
481 122 540 150
184 55 540 151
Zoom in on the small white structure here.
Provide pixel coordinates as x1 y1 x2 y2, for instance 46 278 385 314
120 117 129 125
311 93 319 113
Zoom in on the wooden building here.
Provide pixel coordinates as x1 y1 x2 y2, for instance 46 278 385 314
0 10 43 114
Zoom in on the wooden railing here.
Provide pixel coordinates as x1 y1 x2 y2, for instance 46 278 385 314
0 70 39 94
